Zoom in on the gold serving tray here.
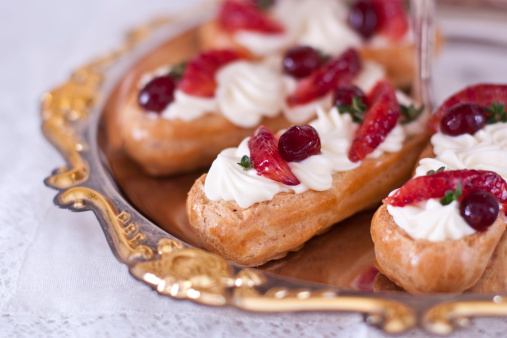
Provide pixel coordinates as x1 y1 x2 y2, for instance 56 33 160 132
41 1 507 335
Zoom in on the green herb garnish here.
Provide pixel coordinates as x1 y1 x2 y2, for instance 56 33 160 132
238 155 255 171
255 0 275 11
440 181 462 206
338 96 367 123
427 166 445 175
400 104 425 124
486 102 507 124
168 61 187 80
318 50 331 63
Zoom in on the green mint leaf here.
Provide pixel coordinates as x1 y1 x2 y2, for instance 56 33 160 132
238 155 254 171
486 102 507 125
400 104 425 124
455 181 462 199
440 190 456 206
426 166 445 175
338 96 367 123
255 0 275 11
440 181 462 206
168 61 187 80
318 50 331 63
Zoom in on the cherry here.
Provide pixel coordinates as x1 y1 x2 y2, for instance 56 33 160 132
459 191 499 232
278 125 321 162
138 76 176 113
248 126 300 186
283 46 322 79
333 85 367 107
348 0 378 39
440 102 488 136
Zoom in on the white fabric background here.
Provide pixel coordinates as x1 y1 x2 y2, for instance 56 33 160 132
0 0 506 337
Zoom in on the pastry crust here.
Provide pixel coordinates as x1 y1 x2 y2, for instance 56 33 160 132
122 95 291 176
198 20 444 89
468 229 507 292
186 132 429 267
371 204 506 294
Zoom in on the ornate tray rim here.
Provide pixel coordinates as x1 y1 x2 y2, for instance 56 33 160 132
41 1 507 335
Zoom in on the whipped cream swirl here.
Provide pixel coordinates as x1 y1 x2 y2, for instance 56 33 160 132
310 107 360 171
205 139 291 208
205 138 332 208
387 199 476 241
215 61 283 128
295 0 362 55
388 122 507 241
159 60 283 126
206 105 410 208
415 123 507 179
162 90 217 121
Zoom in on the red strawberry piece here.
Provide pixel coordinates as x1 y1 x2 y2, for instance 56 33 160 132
383 169 507 212
286 48 362 107
348 80 400 162
179 49 241 98
352 267 379 291
248 126 300 186
218 0 284 34
429 84 507 133
371 0 409 41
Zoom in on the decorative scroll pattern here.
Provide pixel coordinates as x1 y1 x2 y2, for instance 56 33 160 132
57 187 154 263
42 2 507 335
423 297 507 335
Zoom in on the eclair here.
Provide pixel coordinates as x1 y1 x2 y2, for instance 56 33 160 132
122 49 290 176
371 84 507 293
187 79 429 266
123 47 389 176
198 0 431 89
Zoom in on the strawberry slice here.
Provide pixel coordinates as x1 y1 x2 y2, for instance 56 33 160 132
384 169 507 212
348 80 400 162
218 0 284 34
429 84 507 133
248 126 300 186
352 267 379 291
179 49 241 98
371 0 409 41
286 48 361 107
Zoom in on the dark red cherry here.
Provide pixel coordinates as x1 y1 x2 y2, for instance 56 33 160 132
283 46 322 79
459 191 499 232
348 0 378 39
278 125 321 162
333 85 368 106
138 76 176 113
440 102 488 136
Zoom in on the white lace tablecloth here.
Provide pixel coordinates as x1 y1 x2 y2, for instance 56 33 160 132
1 0 506 336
